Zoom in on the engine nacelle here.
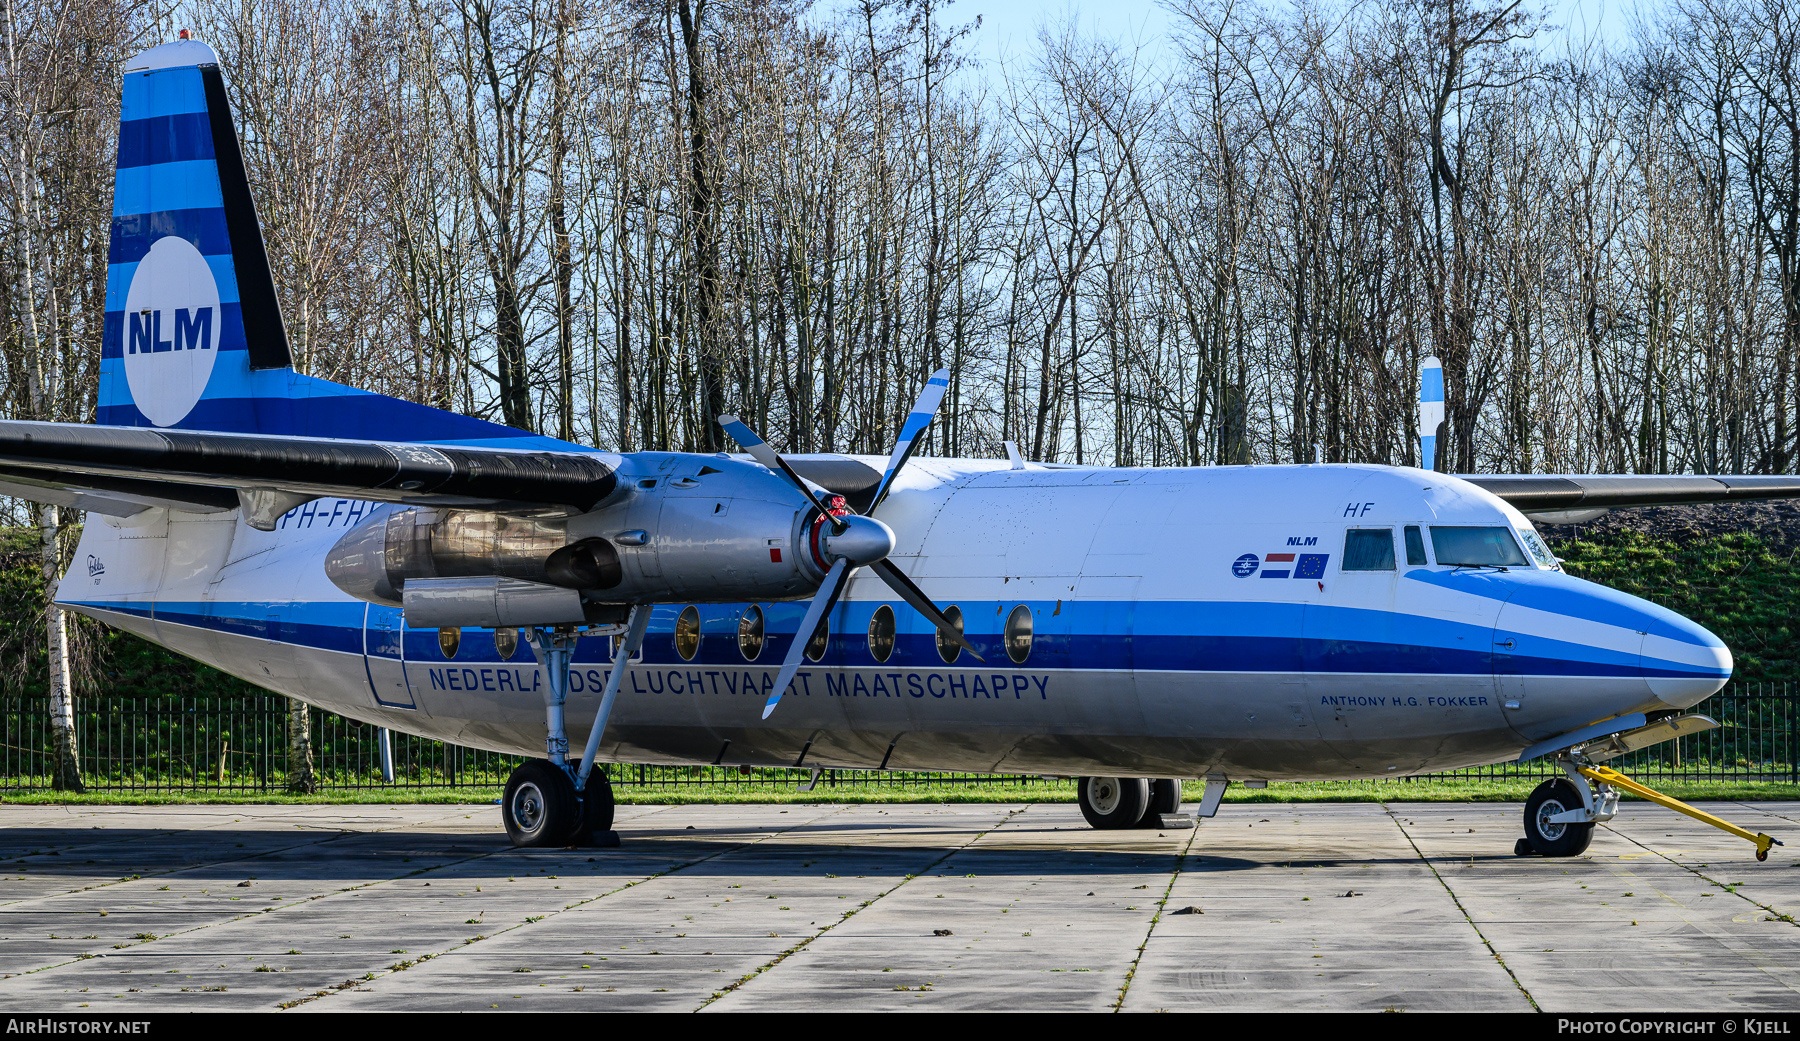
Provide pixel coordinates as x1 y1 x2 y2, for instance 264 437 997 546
322 454 875 624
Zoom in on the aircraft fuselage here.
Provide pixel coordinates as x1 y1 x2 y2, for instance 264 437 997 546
58 459 1731 781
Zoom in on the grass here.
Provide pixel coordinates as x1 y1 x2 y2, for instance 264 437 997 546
1554 530 1800 683
4 777 1797 805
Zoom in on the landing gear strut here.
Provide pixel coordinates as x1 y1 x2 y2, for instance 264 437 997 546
502 605 649 849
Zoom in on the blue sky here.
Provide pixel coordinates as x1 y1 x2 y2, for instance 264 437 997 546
947 0 1640 76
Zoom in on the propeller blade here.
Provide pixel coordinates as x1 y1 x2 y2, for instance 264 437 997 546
866 368 950 515
720 413 843 526
762 557 851 719
869 557 983 662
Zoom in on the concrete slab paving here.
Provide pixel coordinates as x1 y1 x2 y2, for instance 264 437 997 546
0 799 1795 1011
1395 800 1800 1012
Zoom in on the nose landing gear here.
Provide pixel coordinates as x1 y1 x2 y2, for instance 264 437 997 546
1520 777 1595 857
1512 755 1783 861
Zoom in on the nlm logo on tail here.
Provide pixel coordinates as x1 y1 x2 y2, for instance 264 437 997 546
120 236 220 426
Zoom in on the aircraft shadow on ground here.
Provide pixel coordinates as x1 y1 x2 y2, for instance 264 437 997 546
0 824 1482 879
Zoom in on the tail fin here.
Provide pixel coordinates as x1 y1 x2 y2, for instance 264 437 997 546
104 38 558 449
1418 355 1444 471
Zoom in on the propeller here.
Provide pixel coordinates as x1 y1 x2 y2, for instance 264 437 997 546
720 368 982 719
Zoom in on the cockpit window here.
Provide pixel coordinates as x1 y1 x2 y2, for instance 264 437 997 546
1404 525 1428 566
1342 529 1395 570
1429 526 1530 567
1516 527 1559 570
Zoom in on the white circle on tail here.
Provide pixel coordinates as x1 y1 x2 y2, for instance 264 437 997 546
122 236 222 426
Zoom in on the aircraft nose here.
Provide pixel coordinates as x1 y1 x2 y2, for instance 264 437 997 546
1641 606 1733 710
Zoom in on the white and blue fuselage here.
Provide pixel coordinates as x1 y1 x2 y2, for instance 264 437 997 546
57 459 1731 781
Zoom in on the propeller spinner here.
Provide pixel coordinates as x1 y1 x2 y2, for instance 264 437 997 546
720 368 981 719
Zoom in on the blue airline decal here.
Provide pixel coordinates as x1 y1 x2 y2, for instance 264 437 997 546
62 596 1724 681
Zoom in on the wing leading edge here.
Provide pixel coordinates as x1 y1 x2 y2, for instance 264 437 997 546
0 420 620 528
1467 474 1800 519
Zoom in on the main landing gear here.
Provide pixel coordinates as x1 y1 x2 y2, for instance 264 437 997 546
501 605 650 849
1513 755 1782 861
1077 776 1188 829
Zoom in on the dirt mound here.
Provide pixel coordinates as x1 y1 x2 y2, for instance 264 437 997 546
1536 499 1800 550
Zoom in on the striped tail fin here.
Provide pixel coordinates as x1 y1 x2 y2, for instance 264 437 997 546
103 38 565 449
1418 356 1444 472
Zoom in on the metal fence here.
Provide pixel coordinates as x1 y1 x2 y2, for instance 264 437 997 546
0 683 1794 793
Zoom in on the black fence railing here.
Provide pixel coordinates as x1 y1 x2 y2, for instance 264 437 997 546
0 683 1793 792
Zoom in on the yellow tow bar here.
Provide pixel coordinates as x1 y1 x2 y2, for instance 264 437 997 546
1579 764 1783 862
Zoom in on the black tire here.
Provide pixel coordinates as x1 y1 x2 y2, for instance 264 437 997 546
1523 778 1594 857
1078 776 1151 830
1137 778 1183 827
568 769 616 846
502 760 580 848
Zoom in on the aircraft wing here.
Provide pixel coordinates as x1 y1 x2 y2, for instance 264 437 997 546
1466 474 1800 518
0 420 618 527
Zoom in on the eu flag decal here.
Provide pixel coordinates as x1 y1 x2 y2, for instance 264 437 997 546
1294 554 1329 580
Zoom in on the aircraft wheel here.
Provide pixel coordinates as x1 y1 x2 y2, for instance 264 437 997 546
1078 776 1151 830
1523 778 1594 857
1137 778 1183 827
502 760 580 848
569 769 617 847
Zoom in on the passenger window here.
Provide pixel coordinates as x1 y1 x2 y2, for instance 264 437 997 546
1404 525 1427 566
1005 605 1033 664
868 604 896 663
1342 529 1395 571
675 605 701 661
738 605 764 661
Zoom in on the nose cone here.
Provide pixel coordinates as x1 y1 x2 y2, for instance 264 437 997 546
1641 606 1733 709
1493 572 1733 728
822 514 895 567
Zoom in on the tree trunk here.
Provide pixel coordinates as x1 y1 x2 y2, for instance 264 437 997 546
286 698 316 794
41 504 80 792
678 0 725 452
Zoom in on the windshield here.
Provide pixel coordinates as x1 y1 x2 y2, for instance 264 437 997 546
1515 527 1558 570
1430 526 1530 568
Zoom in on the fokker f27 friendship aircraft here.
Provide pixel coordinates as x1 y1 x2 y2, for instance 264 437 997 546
6 39 1795 858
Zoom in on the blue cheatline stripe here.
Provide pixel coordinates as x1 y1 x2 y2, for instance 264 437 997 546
1403 569 1719 647
109 208 230 264
1421 365 1445 402
101 302 247 361
121 68 208 122
93 371 559 445
118 113 214 169
63 596 1713 681
106 257 242 310
112 160 223 216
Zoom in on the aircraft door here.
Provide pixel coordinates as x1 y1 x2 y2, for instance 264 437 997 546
1305 527 1400 765
364 603 416 709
